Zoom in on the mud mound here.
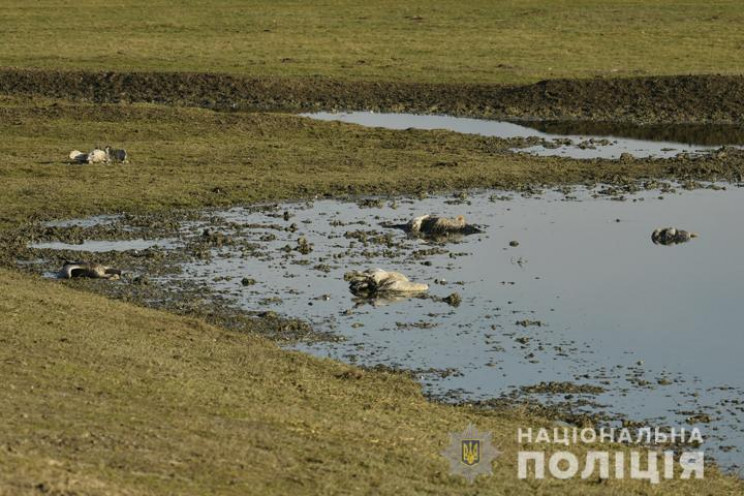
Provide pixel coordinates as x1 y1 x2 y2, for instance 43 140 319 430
1 68 743 124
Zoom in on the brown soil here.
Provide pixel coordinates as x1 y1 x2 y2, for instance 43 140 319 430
1 68 744 124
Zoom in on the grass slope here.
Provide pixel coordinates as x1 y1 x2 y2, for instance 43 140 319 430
1 267 741 495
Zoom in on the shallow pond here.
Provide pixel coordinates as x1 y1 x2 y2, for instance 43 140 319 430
28 185 744 470
302 112 744 160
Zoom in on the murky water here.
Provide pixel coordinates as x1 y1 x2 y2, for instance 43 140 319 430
301 112 743 159
27 186 744 470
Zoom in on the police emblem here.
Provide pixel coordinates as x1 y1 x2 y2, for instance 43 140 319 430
442 424 500 482
462 439 480 466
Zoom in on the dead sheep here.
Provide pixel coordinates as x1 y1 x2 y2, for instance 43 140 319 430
68 146 128 164
106 146 128 162
58 261 123 280
651 227 698 246
345 269 429 296
382 214 483 238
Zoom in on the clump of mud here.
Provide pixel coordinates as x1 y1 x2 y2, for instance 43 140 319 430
520 381 605 395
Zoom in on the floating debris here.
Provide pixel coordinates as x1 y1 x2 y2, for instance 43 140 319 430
295 236 313 254
443 292 462 307
651 227 698 245
516 319 543 327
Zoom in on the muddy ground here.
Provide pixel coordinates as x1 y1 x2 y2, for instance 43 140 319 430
2 69 744 123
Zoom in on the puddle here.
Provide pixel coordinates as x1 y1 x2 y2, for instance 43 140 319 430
30 239 179 252
301 112 743 159
27 186 744 470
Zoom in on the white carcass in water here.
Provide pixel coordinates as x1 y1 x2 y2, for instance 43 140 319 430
345 269 428 296
394 214 482 237
651 227 698 246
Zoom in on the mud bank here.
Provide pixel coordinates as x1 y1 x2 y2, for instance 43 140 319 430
2 69 744 124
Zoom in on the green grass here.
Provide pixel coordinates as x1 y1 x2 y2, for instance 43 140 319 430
1 0 743 84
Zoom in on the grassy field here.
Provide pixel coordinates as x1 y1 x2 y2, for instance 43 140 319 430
2 1 744 493
1 95 741 233
1 0 743 84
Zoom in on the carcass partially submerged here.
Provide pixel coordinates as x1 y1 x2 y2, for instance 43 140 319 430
408 214 482 236
651 227 698 246
382 214 482 239
59 261 123 280
345 269 428 297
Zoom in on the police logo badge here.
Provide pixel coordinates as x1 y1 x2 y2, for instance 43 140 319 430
462 439 480 466
442 424 500 482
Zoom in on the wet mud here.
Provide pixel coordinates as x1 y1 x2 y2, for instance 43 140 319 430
2 69 744 124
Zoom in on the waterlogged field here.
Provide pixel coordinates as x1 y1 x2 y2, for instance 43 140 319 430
26 185 744 471
4 0 744 492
